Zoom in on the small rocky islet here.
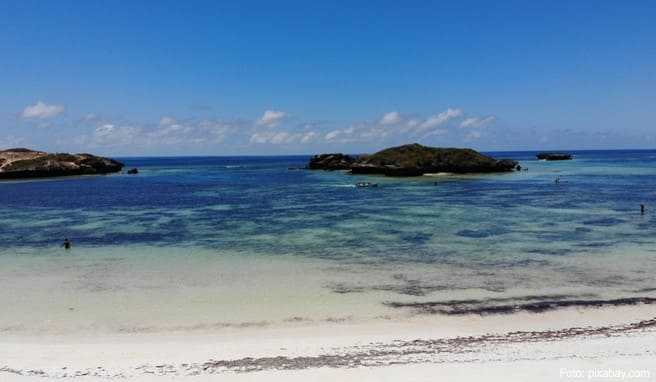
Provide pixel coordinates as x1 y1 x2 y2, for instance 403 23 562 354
308 143 520 177
536 152 573 161
0 148 124 179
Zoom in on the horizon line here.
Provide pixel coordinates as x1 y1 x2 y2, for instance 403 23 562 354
110 147 656 159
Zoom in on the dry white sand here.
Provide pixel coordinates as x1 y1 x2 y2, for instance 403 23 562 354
2 305 655 381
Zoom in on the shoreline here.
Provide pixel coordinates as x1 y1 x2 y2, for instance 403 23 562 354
2 304 655 381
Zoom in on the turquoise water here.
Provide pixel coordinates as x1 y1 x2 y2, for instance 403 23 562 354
1 151 655 333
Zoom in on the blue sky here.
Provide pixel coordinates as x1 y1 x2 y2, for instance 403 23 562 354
1 1 655 155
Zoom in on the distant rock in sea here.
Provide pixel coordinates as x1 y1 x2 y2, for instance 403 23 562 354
309 143 520 177
308 153 357 171
0 148 124 179
536 152 573 161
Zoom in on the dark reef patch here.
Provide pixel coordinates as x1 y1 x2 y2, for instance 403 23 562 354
400 232 433 245
455 227 510 238
582 218 625 227
478 258 551 268
524 248 571 256
573 241 616 248
384 296 656 315
326 276 454 297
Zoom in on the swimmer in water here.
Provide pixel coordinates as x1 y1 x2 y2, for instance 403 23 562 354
63 238 71 250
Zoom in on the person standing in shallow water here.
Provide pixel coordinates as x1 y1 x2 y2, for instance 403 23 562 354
63 238 71 250
641 204 646 215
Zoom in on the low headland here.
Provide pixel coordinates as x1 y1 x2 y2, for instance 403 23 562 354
309 143 520 176
0 148 124 179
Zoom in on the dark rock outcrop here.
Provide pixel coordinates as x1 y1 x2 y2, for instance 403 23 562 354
308 153 357 170
0 148 124 179
127 168 139 175
536 152 573 161
310 143 519 177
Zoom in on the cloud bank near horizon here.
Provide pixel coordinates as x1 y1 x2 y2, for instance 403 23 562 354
5 101 506 154
4 101 655 155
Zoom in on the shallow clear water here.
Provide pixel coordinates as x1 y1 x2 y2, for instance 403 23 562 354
1 151 656 334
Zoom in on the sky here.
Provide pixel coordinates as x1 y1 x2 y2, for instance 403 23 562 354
1 0 655 156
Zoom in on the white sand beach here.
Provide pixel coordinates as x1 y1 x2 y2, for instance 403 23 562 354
2 305 655 381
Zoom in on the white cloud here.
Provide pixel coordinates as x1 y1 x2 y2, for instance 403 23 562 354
21 101 65 119
37 106 500 152
159 116 177 126
325 130 341 141
249 131 302 145
257 110 287 127
422 129 449 138
197 120 234 144
95 124 115 136
92 123 141 146
405 119 420 128
249 132 269 144
460 116 496 128
417 108 463 131
300 131 318 143
250 132 277 144
271 132 292 144
320 125 376 144
76 117 246 149
379 111 402 125
148 119 241 146
318 108 469 145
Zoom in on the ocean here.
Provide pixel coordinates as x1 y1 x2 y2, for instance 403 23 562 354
1 150 655 334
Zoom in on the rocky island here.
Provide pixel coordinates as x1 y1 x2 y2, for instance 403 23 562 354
536 152 573 161
0 148 124 180
307 153 357 170
308 143 519 177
